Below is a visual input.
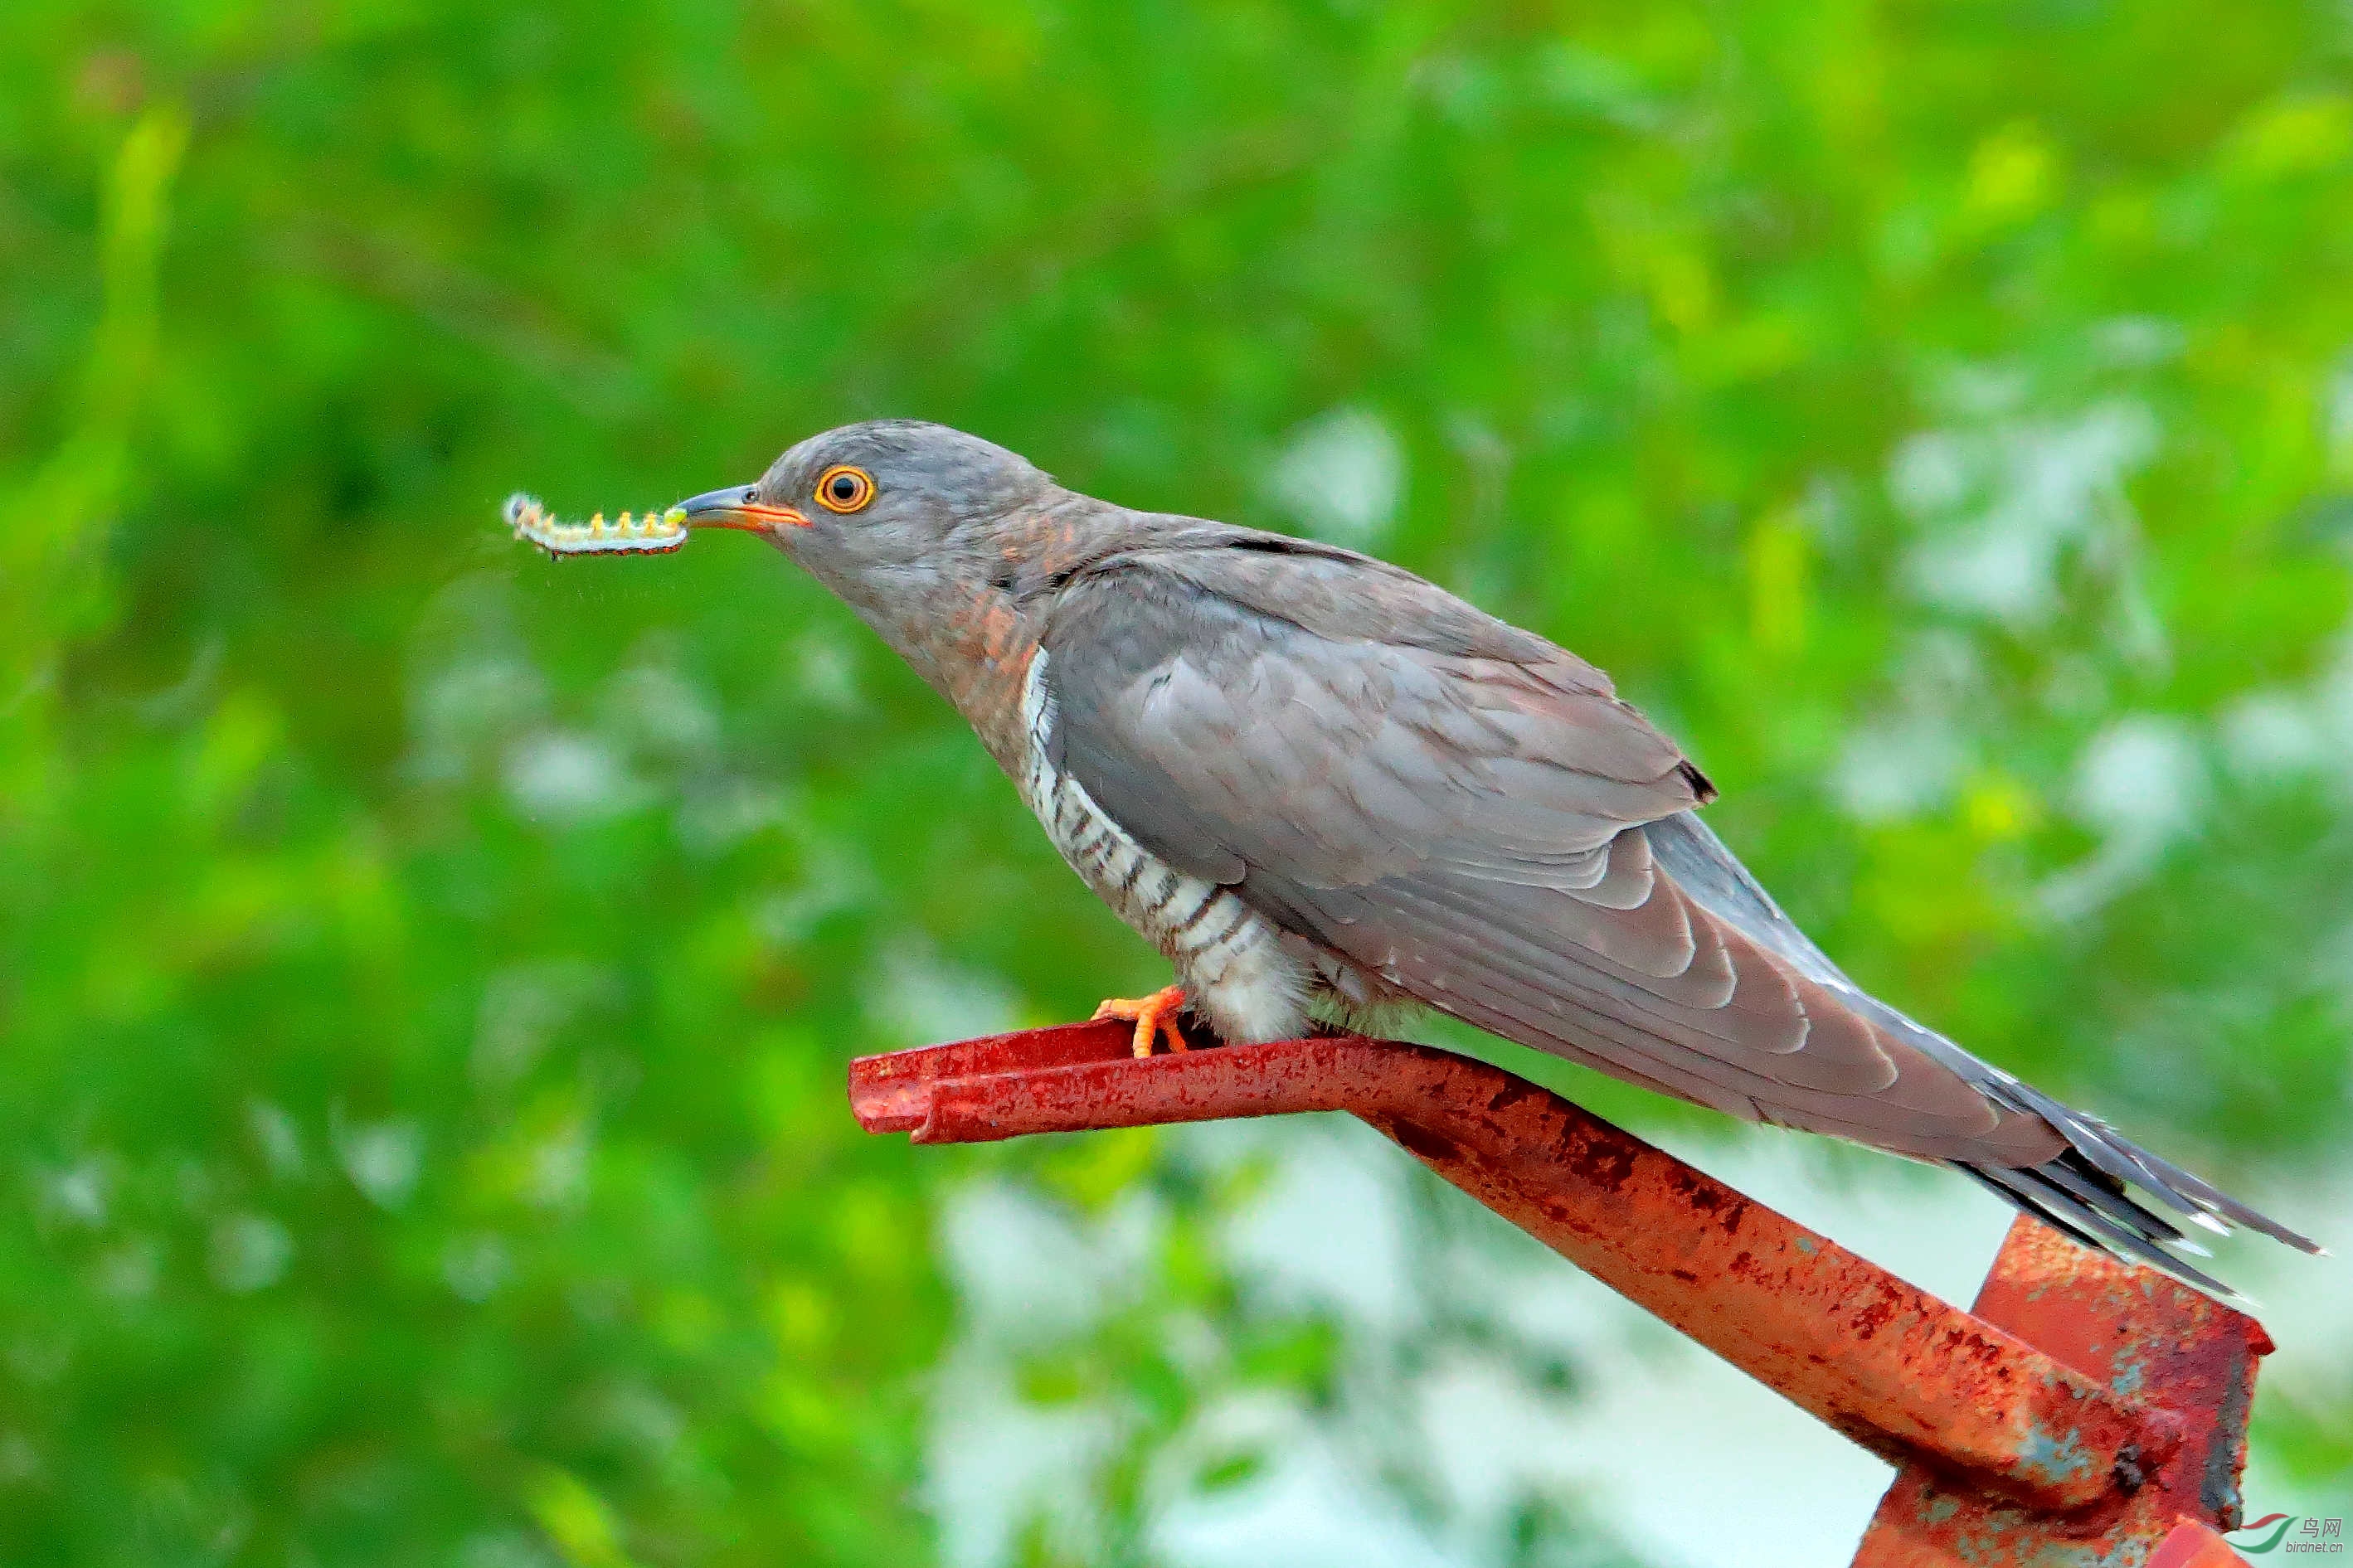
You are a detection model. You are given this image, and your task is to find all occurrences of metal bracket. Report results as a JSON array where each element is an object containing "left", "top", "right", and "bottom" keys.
[{"left": 850, "top": 1022, "right": 2268, "bottom": 1563}]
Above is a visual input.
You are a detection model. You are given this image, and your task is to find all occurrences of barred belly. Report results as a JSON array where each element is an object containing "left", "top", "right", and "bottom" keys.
[{"left": 1017, "top": 651, "right": 1310, "bottom": 1043}]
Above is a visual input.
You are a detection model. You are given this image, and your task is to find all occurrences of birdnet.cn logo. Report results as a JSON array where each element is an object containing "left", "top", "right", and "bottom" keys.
[{"left": 2231, "top": 1513, "right": 2345, "bottom": 1554}]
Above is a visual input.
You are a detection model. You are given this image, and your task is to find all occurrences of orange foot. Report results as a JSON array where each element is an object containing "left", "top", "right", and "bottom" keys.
[{"left": 1092, "top": 984, "right": 1189, "bottom": 1058}]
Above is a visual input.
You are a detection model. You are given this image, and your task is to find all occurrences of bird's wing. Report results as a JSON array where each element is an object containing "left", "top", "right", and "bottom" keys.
[
  {"left": 1038, "top": 539, "right": 2060, "bottom": 1166},
  {"left": 1037, "top": 536, "right": 2317, "bottom": 1284}
]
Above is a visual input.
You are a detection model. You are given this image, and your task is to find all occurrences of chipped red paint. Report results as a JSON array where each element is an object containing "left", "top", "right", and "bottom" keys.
[{"left": 850, "top": 1024, "right": 2267, "bottom": 1562}]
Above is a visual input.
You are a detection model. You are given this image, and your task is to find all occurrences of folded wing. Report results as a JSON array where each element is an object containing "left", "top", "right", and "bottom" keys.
[{"left": 1038, "top": 536, "right": 2316, "bottom": 1290}]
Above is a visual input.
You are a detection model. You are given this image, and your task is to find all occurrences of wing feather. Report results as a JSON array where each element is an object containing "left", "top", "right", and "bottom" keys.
[
  {"left": 1041, "top": 550, "right": 2036, "bottom": 1160},
  {"left": 1036, "top": 539, "right": 2321, "bottom": 1275}
]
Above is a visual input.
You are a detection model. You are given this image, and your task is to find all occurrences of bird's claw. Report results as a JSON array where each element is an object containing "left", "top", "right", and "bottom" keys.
[{"left": 1092, "top": 985, "right": 1189, "bottom": 1057}]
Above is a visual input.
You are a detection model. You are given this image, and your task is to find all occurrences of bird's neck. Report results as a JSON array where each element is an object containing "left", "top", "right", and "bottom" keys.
[
  {"left": 881, "top": 577, "right": 1043, "bottom": 779},
  {"left": 838, "top": 496, "right": 1148, "bottom": 780}
]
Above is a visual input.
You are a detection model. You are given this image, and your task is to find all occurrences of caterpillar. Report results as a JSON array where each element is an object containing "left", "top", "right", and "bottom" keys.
[{"left": 505, "top": 493, "right": 689, "bottom": 557}]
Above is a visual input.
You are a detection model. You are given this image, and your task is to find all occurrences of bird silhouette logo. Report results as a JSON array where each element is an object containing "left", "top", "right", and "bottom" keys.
[{"left": 2232, "top": 1514, "right": 2297, "bottom": 1553}]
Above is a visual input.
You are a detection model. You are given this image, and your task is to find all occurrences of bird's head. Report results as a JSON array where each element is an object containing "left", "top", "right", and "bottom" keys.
[{"left": 675, "top": 420, "right": 1057, "bottom": 617}]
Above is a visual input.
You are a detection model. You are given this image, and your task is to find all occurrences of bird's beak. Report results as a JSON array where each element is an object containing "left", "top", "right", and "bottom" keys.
[{"left": 674, "top": 484, "right": 810, "bottom": 533}]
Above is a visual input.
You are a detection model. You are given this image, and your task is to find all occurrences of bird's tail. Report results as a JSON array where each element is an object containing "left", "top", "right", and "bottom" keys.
[
  {"left": 1647, "top": 810, "right": 2321, "bottom": 1301},
  {"left": 1943, "top": 1072, "right": 2321, "bottom": 1302}
]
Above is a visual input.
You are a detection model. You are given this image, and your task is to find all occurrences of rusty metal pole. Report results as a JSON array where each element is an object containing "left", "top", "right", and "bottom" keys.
[
  {"left": 1855, "top": 1216, "right": 2270, "bottom": 1564},
  {"left": 850, "top": 1022, "right": 2267, "bottom": 1561}
]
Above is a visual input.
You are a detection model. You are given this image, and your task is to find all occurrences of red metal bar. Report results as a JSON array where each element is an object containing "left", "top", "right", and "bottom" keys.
[
  {"left": 850, "top": 1024, "right": 2267, "bottom": 1558},
  {"left": 1853, "top": 1214, "right": 2269, "bottom": 1564}
]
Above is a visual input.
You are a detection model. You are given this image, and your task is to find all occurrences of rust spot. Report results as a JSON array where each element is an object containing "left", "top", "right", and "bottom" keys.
[
  {"left": 1486, "top": 1079, "right": 1541, "bottom": 1114},
  {"left": 1391, "top": 1119, "right": 1461, "bottom": 1164},
  {"left": 1850, "top": 1284, "right": 1902, "bottom": 1342},
  {"left": 2201, "top": 1342, "right": 2257, "bottom": 1526},
  {"left": 1664, "top": 1167, "right": 1733, "bottom": 1217},
  {"left": 2113, "top": 1442, "right": 2146, "bottom": 1495},
  {"left": 1562, "top": 1129, "right": 1637, "bottom": 1194},
  {"left": 1671, "top": 1268, "right": 1699, "bottom": 1284}
]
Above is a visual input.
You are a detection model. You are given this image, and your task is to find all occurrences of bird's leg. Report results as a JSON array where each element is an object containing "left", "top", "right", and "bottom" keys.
[{"left": 1091, "top": 984, "right": 1189, "bottom": 1058}]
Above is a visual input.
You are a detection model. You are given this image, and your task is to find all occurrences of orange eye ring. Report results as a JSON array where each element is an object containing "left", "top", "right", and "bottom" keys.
[{"left": 814, "top": 465, "right": 875, "bottom": 514}]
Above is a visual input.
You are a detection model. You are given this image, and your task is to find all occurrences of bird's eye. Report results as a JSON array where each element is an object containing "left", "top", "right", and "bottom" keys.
[{"left": 815, "top": 465, "right": 874, "bottom": 514}]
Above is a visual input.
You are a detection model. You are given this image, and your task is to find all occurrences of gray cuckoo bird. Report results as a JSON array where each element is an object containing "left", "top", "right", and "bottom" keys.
[{"left": 645, "top": 418, "right": 2315, "bottom": 1295}]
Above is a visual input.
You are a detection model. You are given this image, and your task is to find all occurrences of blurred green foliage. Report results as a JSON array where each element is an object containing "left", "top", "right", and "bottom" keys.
[{"left": 4, "top": 1, "right": 2352, "bottom": 1563}]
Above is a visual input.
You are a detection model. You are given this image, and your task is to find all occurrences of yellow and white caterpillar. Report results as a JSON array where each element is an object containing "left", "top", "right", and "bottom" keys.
[{"left": 505, "top": 493, "right": 689, "bottom": 557}]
